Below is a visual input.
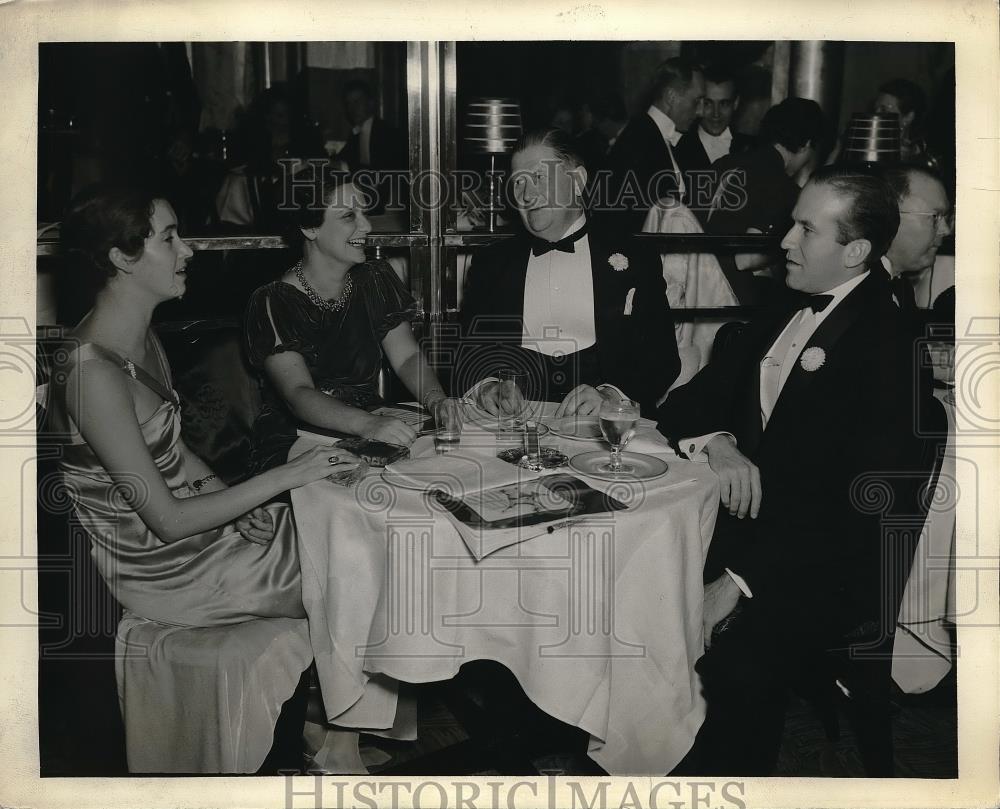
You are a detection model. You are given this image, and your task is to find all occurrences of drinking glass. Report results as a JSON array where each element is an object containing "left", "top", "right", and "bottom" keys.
[
  {"left": 433, "top": 427, "right": 462, "bottom": 454},
  {"left": 598, "top": 398, "right": 640, "bottom": 474},
  {"left": 495, "top": 369, "right": 528, "bottom": 433}
]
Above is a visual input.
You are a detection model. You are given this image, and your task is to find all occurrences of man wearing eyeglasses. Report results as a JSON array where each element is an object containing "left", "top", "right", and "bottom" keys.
[{"left": 882, "top": 165, "right": 954, "bottom": 311}]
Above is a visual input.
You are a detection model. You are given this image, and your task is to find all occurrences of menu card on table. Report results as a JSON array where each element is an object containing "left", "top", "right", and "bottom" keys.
[{"left": 384, "top": 453, "right": 628, "bottom": 559}]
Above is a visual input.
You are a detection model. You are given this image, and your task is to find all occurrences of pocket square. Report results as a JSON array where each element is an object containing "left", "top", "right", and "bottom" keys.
[{"left": 623, "top": 287, "right": 636, "bottom": 316}]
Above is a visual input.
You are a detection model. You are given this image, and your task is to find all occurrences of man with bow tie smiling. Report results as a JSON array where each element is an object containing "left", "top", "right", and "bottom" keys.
[
  {"left": 659, "top": 166, "right": 936, "bottom": 775},
  {"left": 455, "top": 128, "right": 680, "bottom": 417}
]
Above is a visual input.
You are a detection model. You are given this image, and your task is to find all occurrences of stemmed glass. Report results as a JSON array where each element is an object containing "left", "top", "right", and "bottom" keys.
[{"left": 598, "top": 398, "right": 640, "bottom": 474}]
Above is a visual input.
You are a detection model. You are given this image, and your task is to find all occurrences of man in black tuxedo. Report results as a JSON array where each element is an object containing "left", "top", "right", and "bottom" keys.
[
  {"left": 701, "top": 97, "right": 830, "bottom": 305},
  {"left": 455, "top": 128, "right": 680, "bottom": 418},
  {"left": 673, "top": 65, "right": 754, "bottom": 179},
  {"left": 336, "top": 79, "right": 407, "bottom": 211},
  {"left": 659, "top": 167, "right": 934, "bottom": 774},
  {"left": 603, "top": 57, "right": 706, "bottom": 233}
]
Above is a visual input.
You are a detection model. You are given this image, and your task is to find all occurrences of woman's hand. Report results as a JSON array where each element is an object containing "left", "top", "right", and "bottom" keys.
[
  {"left": 235, "top": 507, "right": 275, "bottom": 545},
  {"left": 362, "top": 415, "right": 417, "bottom": 446},
  {"left": 280, "top": 445, "right": 361, "bottom": 489},
  {"left": 431, "top": 397, "right": 464, "bottom": 432}
]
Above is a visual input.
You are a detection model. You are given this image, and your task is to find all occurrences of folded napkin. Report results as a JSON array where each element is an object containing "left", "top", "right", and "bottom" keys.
[{"left": 383, "top": 451, "right": 524, "bottom": 495}]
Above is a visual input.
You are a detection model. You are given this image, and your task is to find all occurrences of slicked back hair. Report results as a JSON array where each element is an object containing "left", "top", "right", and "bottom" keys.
[
  {"left": 650, "top": 57, "right": 702, "bottom": 104},
  {"left": 809, "top": 165, "right": 900, "bottom": 266}
]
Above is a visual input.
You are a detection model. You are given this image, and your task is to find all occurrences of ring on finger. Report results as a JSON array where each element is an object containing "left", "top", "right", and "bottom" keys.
[{"left": 327, "top": 455, "right": 340, "bottom": 465}]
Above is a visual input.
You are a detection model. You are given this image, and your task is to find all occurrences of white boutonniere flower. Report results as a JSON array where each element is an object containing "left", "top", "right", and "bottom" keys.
[
  {"left": 608, "top": 253, "right": 629, "bottom": 272},
  {"left": 800, "top": 346, "right": 826, "bottom": 372}
]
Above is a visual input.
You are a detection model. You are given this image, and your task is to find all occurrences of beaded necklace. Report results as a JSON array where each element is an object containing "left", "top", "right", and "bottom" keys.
[{"left": 293, "top": 260, "right": 354, "bottom": 312}]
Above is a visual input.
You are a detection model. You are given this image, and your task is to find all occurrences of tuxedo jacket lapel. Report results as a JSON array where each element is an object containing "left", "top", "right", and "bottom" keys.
[
  {"left": 588, "top": 229, "right": 610, "bottom": 349},
  {"left": 504, "top": 242, "right": 532, "bottom": 328},
  {"left": 766, "top": 275, "right": 873, "bottom": 429}
]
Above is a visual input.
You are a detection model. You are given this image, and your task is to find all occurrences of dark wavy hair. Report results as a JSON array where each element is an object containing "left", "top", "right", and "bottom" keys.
[
  {"left": 278, "top": 162, "right": 355, "bottom": 251},
  {"left": 61, "top": 185, "right": 159, "bottom": 295},
  {"left": 760, "top": 97, "right": 831, "bottom": 154},
  {"left": 809, "top": 165, "right": 900, "bottom": 265}
]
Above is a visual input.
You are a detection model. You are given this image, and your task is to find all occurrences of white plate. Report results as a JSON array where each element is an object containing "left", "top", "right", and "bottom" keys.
[
  {"left": 546, "top": 416, "right": 605, "bottom": 442},
  {"left": 568, "top": 450, "right": 669, "bottom": 482}
]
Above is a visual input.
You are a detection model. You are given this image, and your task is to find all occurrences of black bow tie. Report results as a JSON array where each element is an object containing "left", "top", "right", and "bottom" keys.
[
  {"left": 530, "top": 223, "right": 589, "bottom": 257},
  {"left": 807, "top": 294, "right": 834, "bottom": 313},
  {"left": 889, "top": 276, "right": 916, "bottom": 311}
]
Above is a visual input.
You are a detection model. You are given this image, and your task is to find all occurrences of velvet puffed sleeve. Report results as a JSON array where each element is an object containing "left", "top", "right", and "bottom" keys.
[
  {"left": 359, "top": 260, "right": 419, "bottom": 340},
  {"left": 243, "top": 282, "right": 317, "bottom": 370}
]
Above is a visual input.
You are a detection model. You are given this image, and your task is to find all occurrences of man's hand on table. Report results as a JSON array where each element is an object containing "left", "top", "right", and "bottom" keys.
[
  {"left": 475, "top": 380, "right": 526, "bottom": 418},
  {"left": 703, "top": 574, "right": 742, "bottom": 649},
  {"left": 553, "top": 384, "right": 613, "bottom": 417},
  {"left": 427, "top": 393, "right": 464, "bottom": 433},
  {"left": 705, "top": 434, "right": 762, "bottom": 519}
]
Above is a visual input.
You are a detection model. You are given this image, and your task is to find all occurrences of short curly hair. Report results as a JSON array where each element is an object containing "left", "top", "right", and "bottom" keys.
[{"left": 61, "top": 185, "right": 159, "bottom": 294}]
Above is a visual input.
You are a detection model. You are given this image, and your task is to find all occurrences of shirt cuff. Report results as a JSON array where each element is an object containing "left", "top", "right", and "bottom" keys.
[
  {"left": 596, "top": 383, "right": 627, "bottom": 402},
  {"left": 677, "top": 431, "right": 735, "bottom": 462},
  {"left": 725, "top": 567, "right": 753, "bottom": 598},
  {"left": 463, "top": 377, "right": 498, "bottom": 404}
]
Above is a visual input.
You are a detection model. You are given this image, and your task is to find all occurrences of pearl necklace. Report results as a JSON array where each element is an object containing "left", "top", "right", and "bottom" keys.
[{"left": 294, "top": 260, "right": 354, "bottom": 313}]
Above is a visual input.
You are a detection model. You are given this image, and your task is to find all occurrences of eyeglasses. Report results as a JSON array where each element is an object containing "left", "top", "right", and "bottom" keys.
[{"left": 900, "top": 209, "right": 954, "bottom": 230}]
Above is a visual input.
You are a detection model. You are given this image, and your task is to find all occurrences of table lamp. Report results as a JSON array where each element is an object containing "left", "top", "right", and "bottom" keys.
[
  {"left": 840, "top": 112, "right": 902, "bottom": 165},
  {"left": 464, "top": 98, "right": 523, "bottom": 232}
]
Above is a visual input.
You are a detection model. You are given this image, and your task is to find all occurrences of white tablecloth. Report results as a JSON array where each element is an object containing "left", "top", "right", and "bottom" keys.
[
  {"left": 892, "top": 389, "right": 957, "bottom": 692},
  {"left": 290, "top": 408, "right": 720, "bottom": 774}
]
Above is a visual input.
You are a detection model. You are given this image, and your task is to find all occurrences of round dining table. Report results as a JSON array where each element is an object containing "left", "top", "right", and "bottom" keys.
[{"left": 288, "top": 403, "right": 721, "bottom": 775}]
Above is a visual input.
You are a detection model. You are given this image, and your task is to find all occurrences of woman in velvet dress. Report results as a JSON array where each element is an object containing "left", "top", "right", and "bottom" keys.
[{"left": 243, "top": 168, "right": 461, "bottom": 473}]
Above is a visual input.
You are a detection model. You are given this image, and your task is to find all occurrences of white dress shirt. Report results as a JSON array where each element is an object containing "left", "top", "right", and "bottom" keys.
[
  {"left": 521, "top": 215, "right": 597, "bottom": 357},
  {"left": 697, "top": 125, "right": 733, "bottom": 164},
  {"left": 646, "top": 106, "right": 685, "bottom": 196},
  {"left": 759, "top": 271, "right": 869, "bottom": 428}
]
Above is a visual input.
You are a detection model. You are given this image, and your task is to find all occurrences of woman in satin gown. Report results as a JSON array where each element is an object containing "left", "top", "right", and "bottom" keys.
[{"left": 49, "top": 185, "right": 366, "bottom": 770}]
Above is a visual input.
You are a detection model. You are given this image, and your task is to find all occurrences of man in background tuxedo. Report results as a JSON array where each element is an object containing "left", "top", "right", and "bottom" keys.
[
  {"left": 604, "top": 57, "right": 706, "bottom": 233},
  {"left": 659, "top": 167, "right": 934, "bottom": 774},
  {"left": 336, "top": 79, "right": 406, "bottom": 211},
  {"left": 882, "top": 164, "right": 954, "bottom": 312},
  {"left": 673, "top": 65, "right": 753, "bottom": 175},
  {"left": 701, "top": 97, "right": 830, "bottom": 304},
  {"left": 455, "top": 128, "right": 680, "bottom": 417}
]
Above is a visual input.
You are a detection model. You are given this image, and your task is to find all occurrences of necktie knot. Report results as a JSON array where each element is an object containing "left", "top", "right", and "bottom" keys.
[
  {"left": 808, "top": 294, "right": 834, "bottom": 313},
  {"left": 530, "top": 223, "right": 589, "bottom": 257}
]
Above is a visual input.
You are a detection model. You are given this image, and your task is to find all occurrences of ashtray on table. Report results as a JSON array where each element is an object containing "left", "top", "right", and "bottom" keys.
[{"left": 496, "top": 446, "right": 569, "bottom": 471}]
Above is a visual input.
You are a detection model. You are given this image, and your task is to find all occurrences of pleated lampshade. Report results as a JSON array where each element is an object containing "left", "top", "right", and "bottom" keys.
[
  {"left": 464, "top": 98, "right": 523, "bottom": 155},
  {"left": 841, "top": 112, "right": 902, "bottom": 164}
]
